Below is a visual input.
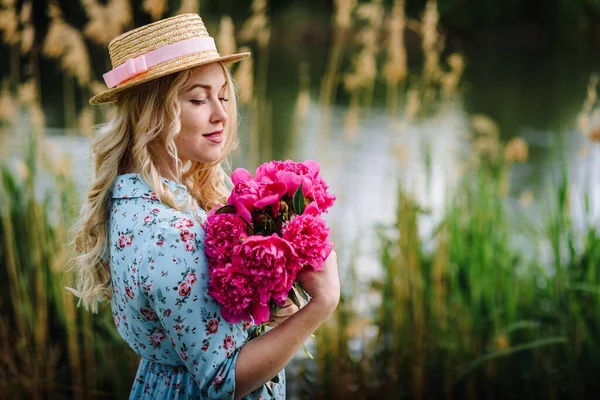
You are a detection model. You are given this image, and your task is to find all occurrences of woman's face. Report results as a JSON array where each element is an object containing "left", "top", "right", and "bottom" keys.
[{"left": 175, "top": 63, "right": 229, "bottom": 165}]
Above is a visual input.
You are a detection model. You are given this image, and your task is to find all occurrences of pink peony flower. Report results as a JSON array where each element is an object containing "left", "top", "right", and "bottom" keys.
[
  {"left": 228, "top": 168, "right": 261, "bottom": 223},
  {"left": 255, "top": 160, "right": 319, "bottom": 198},
  {"left": 208, "top": 265, "right": 255, "bottom": 324},
  {"left": 282, "top": 211, "right": 333, "bottom": 271},
  {"left": 206, "top": 160, "right": 336, "bottom": 327},
  {"left": 230, "top": 235, "right": 299, "bottom": 323},
  {"left": 204, "top": 213, "right": 248, "bottom": 262},
  {"left": 308, "top": 175, "right": 336, "bottom": 213},
  {"left": 254, "top": 181, "right": 288, "bottom": 215}
]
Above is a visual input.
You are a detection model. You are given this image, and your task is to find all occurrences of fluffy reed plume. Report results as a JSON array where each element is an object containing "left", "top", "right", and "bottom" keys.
[
  {"left": 143, "top": 0, "right": 167, "bottom": 21},
  {"left": 78, "top": 106, "right": 95, "bottom": 137},
  {"left": 239, "top": 0, "right": 270, "bottom": 48},
  {"left": 43, "top": 4, "right": 91, "bottom": 87},
  {"left": 0, "top": 0, "right": 18, "bottom": 45},
  {"left": 0, "top": 80, "right": 16, "bottom": 124},
  {"left": 17, "top": 80, "right": 36, "bottom": 104},
  {"left": 175, "top": 0, "right": 198, "bottom": 15},
  {"left": 80, "top": 0, "right": 132, "bottom": 45},
  {"left": 471, "top": 114, "right": 499, "bottom": 137},
  {"left": 470, "top": 114, "right": 501, "bottom": 162},
  {"left": 233, "top": 46, "right": 254, "bottom": 105},
  {"left": 520, "top": 189, "right": 533, "bottom": 207},
  {"left": 590, "top": 125, "right": 600, "bottom": 142},
  {"left": 89, "top": 80, "right": 107, "bottom": 96},
  {"left": 504, "top": 137, "right": 528, "bottom": 163},
  {"left": 440, "top": 53, "right": 465, "bottom": 96},
  {"left": 343, "top": 0, "right": 383, "bottom": 95},
  {"left": 17, "top": 81, "right": 46, "bottom": 134},
  {"left": 19, "top": 0, "right": 33, "bottom": 53},
  {"left": 29, "top": 103, "right": 46, "bottom": 134},
  {"left": 342, "top": 0, "right": 383, "bottom": 139},
  {"left": 383, "top": 0, "right": 407, "bottom": 117},
  {"left": 295, "top": 62, "right": 311, "bottom": 119},
  {"left": 577, "top": 74, "right": 600, "bottom": 142},
  {"left": 287, "top": 62, "right": 310, "bottom": 159},
  {"left": 421, "top": 0, "right": 442, "bottom": 84},
  {"left": 405, "top": 87, "right": 421, "bottom": 121},
  {"left": 384, "top": 0, "right": 407, "bottom": 86},
  {"left": 319, "top": 0, "right": 355, "bottom": 126},
  {"left": 344, "top": 98, "right": 359, "bottom": 140},
  {"left": 335, "top": 0, "right": 356, "bottom": 29},
  {"left": 217, "top": 15, "right": 237, "bottom": 59},
  {"left": 393, "top": 142, "right": 409, "bottom": 167}
]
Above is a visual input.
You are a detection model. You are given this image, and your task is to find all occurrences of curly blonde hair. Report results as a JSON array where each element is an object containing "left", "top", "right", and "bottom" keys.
[{"left": 67, "top": 63, "right": 238, "bottom": 312}]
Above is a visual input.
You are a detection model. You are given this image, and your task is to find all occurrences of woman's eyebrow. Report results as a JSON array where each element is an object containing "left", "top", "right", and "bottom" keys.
[{"left": 186, "top": 82, "right": 227, "bottom": 92}]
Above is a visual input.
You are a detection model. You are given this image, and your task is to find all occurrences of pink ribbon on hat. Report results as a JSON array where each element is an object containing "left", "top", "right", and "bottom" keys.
[{"left": 103, "top": 36, "right": 217, "bottom": 89}]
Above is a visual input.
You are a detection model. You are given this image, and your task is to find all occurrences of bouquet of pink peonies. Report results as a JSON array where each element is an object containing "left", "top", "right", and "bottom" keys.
[{"left": 204, "top": 160, "right": 336, "bottom": 326}]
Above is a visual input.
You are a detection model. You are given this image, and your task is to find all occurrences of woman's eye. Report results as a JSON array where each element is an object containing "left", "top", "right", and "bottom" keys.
[
  {"left": 219, "top": 98, "right": 229, "bottom": 102},
  {"left": 191, "top": 99, "right": 207, "bottom": 105}
]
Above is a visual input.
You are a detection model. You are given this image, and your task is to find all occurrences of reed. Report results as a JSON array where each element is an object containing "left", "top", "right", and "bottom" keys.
[
  {"left": 0, "top": 127, "right": 139, "bottom": 398},
  {"left": 238, "top": 0, "right": 271, "bottom": 167}
]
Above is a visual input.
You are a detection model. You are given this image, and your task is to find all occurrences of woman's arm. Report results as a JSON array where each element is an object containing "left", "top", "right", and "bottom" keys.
[{"left": 233, "top": 251, "right": 340, "bottom": 399}]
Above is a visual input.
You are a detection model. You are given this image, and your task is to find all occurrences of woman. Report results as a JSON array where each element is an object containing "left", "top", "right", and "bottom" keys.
[{"left": 69, "top": 13, "right": 340, "bottom": 400}]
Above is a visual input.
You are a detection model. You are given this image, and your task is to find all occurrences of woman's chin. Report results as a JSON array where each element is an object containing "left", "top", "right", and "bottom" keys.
[{"left": 192, "top": 152, "right": 221, "bottom": 164}]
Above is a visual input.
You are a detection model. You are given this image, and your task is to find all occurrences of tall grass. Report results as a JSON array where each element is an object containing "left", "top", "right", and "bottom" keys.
[
  {"left": 0, "top": 132, "right": 139, "bottom": 399},
  {"left": 309, "top": 143, "right": 600, "bottom": 399}
]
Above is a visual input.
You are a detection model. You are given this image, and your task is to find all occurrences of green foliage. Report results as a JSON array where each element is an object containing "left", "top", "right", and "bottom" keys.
[
  {"left": 0, "top": 134, "right": 139, "bottom": 399},
  {"left": 310, "top": 153, "right": 600, "bottom": 399}
]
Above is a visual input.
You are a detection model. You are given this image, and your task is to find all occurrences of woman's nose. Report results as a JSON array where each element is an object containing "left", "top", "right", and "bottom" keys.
[{"left": 210, "top": 99, "right": 228, "bottom": 125}]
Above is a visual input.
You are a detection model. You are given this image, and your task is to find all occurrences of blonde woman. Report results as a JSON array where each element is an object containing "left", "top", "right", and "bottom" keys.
[{"left": 69, "top": 14, "right": 340, "bottom": 400}]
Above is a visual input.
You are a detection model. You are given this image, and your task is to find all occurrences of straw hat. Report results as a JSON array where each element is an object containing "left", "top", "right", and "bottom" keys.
[{"left": 89, "top": 13, "right": 250, "bottom": 105}]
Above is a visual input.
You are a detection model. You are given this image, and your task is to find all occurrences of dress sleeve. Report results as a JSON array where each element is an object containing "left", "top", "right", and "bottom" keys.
[{"left": 138, "top": 218, "right": 245, "bottom": 399}]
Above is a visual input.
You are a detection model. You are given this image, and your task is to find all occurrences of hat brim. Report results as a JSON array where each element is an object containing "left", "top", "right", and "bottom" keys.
[{"left": 89, "top": 51, "right": 250, "bottom": 105}]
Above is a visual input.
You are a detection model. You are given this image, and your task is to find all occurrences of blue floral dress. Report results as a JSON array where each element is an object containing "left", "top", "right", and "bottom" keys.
[{"left": 108, "top": 173, "right": 285, "bottom": 399}]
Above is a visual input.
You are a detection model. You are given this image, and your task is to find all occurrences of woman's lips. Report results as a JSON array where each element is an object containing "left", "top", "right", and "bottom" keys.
[{"left": 203, "top": 130, "right": 223, "bottom": 143}]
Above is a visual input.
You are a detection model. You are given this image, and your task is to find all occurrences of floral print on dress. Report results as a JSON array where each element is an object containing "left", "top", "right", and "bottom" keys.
[{"left": 109, "top": 173, "right": 285, "bottom": 399}]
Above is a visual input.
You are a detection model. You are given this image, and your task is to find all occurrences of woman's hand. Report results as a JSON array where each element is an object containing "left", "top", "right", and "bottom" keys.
[
  {"left": 268, "top": 297, "right": 300, "bottom": 327},
  {"left": 296, "top": 250, "right": 340, "bottom": 317},
  {"left": 234, "top": 249, "right": 340, "bottom": 399}
]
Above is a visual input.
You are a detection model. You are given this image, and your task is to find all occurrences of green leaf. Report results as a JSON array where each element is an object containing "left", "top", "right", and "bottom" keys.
[
  {"left": 288, "top": 287, "right": 302, "bottom": 309},
  {"left": 215, "top": 205, "right": 236, "bottom": 214},
  {"left": 303, "top": 343, "right": 314, "bottom": 359},
  {"left": 293, "top": 184, "right": 305, "bottom": 215},
  {"left": 265, "top": 213, "right": 279, "bottom": 235},
  {"left": 270, "top": 374, "right": 280, "bottom": 384},
  {"left": 266, "top": 384, "right": 273, "bottom": 397},
  {"left": 293, "top": 282, "right": 310, "bottom": 302},
  {"left": 454, "top": 336, "right": 567, "bottom": 383}
]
